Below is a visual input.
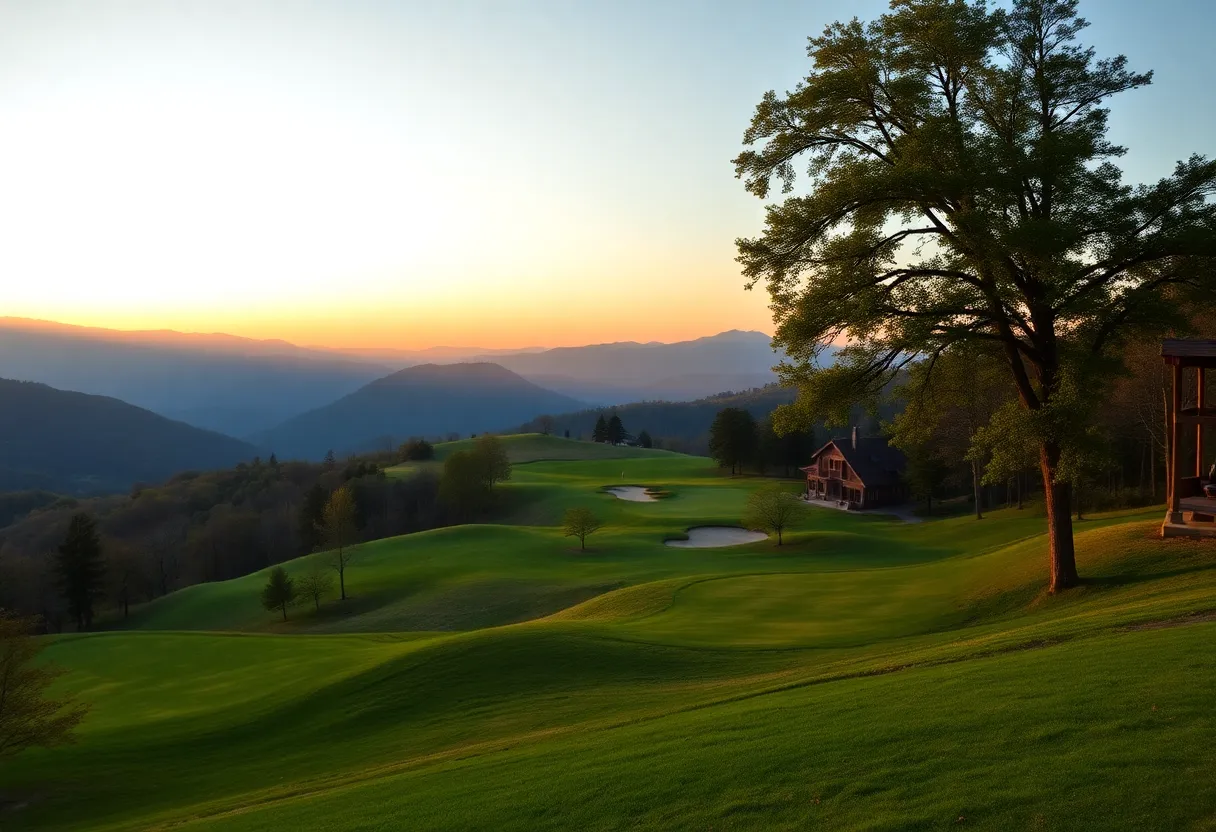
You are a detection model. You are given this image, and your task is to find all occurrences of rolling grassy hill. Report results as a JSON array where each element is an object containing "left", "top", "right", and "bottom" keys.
[{"left": 3, "top": 436, "right": 1214, "bottom": 831}]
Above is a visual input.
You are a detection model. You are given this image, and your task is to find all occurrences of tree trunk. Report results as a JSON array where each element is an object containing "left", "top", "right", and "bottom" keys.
[
  {"left": 281, "top": 605, "right": 287, "bottom": 621},
  {"left": 777, "top": 528, "right": 783, "bottom": 545},
  {"left": 339, "top": 552, "right": 346, "bottom": 600},
  {"left": 1017, "top": 471, "right": 1024, "bottom": 510},
  {"left": 1040, "top": 441, "right": 1079, "bottom": 592},
  {"left": 971, "top": 460, "right": 984, "bottom": 520}
]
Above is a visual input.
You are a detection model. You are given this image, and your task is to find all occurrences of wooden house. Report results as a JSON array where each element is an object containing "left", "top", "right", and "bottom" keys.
[
  {"left": 1162, "top": 339, "right": 1216, "bottom": 539},
  {"left": 801, "top": 428, "right": 909, "bottom": 509}
]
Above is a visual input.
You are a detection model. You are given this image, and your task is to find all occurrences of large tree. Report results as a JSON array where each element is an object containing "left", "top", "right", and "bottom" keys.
[
  {"left": 735, "top": 0, "right": 1216, "bottom": 591},
  {"left": 55, "top": 514, "right": 106, "bottom": 631},
  {"left": 0, "top": 610, "right": 89, "bottom": 758}
]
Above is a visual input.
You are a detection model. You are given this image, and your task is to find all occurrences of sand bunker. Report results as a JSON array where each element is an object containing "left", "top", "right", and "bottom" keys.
[
  {"left": 665, "top": 526, "right": 768, "bottom": 548},
  {"left": 606, "top": 486, "right": 657, "bottom": 502}
]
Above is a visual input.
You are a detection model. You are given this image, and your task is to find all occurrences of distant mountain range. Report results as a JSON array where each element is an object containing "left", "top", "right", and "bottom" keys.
[
  {"left": 0, "top": 318, "right": 386, "bottom": 437},
  {"left": 0, "top": 319, "right": 797, "bottom": 435},
  {"left": 254, "top": 363, "right": 585, "bottom": 460},
  {"left": 0, "top": 378, "right": 256, "bottom": 493}
]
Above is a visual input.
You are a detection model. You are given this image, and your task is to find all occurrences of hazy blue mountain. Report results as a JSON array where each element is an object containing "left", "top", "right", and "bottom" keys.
[
  {"left": 469, "top": 330, "right": 807, "bottom": 403},
  {"left": 0, "top": 378, "right": 256, "bottom": 493},
  {"left": 0, "top": 318, "right": 387, "bottom": 436},
  {"left": 255, "top": 363, "right": 585, "bottom": 460}
]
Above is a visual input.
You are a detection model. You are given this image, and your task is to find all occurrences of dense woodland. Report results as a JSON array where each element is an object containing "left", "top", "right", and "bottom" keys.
[{"left": 0, "top": 437, "right": 513, "bottom": 631}]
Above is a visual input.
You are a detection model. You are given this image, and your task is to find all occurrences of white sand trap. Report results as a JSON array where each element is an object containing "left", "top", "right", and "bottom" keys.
[
  {"left": 665, "top": 526, "right": 768, "bottom": 548},
  {"left": 606, "top": 486, "right": 657, "bottom": 502}
]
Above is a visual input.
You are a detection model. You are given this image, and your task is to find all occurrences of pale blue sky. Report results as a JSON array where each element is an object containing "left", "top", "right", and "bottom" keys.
[{"left": 0, "top": 0, "right": 1208, "bottom": 347}]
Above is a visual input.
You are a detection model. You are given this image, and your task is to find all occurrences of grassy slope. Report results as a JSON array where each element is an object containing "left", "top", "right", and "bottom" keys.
[{"left": 4, "top": 435, "right": 1215, "bottom": 831}]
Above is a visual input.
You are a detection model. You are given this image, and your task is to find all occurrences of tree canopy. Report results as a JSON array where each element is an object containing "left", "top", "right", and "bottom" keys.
[
  {"left": 736, "top": 0, "right": 1216, "bottom": 591},
  {"left": 0, "top": 611, "right": 88, "bottom": 758},
  {"left": 709, "top": 408, "right": 759, "bottom": 475}
]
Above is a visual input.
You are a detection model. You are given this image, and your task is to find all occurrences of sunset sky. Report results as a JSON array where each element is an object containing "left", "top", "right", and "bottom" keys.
[{"left": 0, "top": 0, "right": 1210, "bottom": 349}]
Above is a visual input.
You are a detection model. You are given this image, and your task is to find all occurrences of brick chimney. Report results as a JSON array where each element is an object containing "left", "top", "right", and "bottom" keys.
[{"left": 852, "top": 426, "right": 860, "bottom": 450}]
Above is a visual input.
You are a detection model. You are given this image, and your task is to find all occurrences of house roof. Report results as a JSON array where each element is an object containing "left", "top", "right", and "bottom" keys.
[
  {"left": 1162, "top": 339, "right": 1216, "bottom": 367},
  {"left": 800, "top": 436, "right": 907, "bottom": 488}
]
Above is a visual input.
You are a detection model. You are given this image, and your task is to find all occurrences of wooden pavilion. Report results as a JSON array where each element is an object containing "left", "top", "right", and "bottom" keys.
[{"left": 1162, "top": 339, "right": 1216, "bottom": 538}]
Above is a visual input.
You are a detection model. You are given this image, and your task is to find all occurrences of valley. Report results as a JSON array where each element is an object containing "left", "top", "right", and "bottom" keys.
[{"left": 3, "top": 436, "right": 1213, "bottom": 831}]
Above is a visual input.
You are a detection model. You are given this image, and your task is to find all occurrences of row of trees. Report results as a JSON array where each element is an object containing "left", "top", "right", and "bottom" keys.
[
  {"left": 707, "top": 408, "right": 817, "bottom": 477},
  {"left": 590, "top": 413, "right": 653, "bottom": 448}
]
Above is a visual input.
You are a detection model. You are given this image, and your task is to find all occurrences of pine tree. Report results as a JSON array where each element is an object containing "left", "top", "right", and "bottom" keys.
[
  {"left": 592, "top": 415, "right": 609, "bottom": 443},
  {"left": 260, "top": 566, "right": 297, "bottom": 621},
  {"left": 54, "top": 514, "right": 106, "bottom": 631},
  {"left": 606, "top": 414, "right": 625, "bottom": 445},
  {"left": 637, "top": 430, "right": 653, "bottom": 449}
]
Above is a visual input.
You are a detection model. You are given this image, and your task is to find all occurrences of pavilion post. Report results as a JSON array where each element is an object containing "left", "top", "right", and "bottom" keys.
[
  {"left": 1167, "top": 363, "right": 1184, "bottom": 525},
  {"left": 1199, "top": 367, "right": 1207, "bottom": 478}
]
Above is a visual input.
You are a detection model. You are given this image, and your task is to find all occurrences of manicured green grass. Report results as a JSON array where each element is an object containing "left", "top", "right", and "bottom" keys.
[{"left": 4, "top": 435, "right": 1214, "bottom": 831}]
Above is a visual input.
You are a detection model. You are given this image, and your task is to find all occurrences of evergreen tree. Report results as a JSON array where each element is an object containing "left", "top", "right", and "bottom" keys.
[
  {"left": 54, "top": 514, "right": 106, "bottom": 631},
  {"left": 260, "top": 566, "right": 297, "bottom": 621},
  {"left": 606, "top": 414, "right": 626, "bottom": 445},
  {"left": 592, "top": 415, "right": 609, "bottom": 443},
  {"left": 323, "top": 449, "right": 336, "bottom": 470},
  {"left": 708, "top": 408, "right": 758, "bottom": 476},
  {"left": 637, "top": 430, "right": 653, "bottom": 449}
]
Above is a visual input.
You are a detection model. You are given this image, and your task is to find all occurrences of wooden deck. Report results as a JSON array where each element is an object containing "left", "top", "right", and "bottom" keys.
[{"left": 1163, "top": 495, "right": 1216, "bottom": 538}]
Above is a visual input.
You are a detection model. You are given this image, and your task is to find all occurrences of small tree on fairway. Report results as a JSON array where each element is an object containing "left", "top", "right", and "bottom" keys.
[
  {"left": 562, "top": 507, "right": 603, "bottom": 551},
  {"left": 736, "top": 0, "right": 1216, "bottom": 590},
  {"left": 297, "top": 566, "right": 334, "bottom": 612},
  {"left": 322, "top": 486, "right": 358, "bottom": 601},
  {"left": 637, "top": 430, "right": 653, "bottom": 449},
  {"left": 0, "top": 610, "right": 89, "bottom": 758},
  {"left": 54, "top": 513, "right": 106, "bottom": 631},
  {"left": 743, "top": 486, "right": 801, "bottom": 545},
  {"left": 261, "top": 567, "right": 297, "bottom": 621},
  {"left": 537, "top": 415, "right": 555, "bottom": 436},
  {"left": 592, "top": 415, "right": 609, "bottom": 443}
]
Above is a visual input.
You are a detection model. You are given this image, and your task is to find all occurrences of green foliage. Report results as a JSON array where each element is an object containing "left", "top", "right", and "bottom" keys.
[
  {"left": 260, "top": 566, "right": 296, "bottom": 621},
  {"left": 561, "top": 507, "right": 603, "bottom": 551},
  {"left": 398, "top": 438, "right": 435, "bottom": 462},
  {"left": 0, "top": 610, "right": 88, "bottom": 759},
  {"left": 298, "top": 483, "right": 327, "bottom": 554},
  {"left": 592, "top": 414, "right": 609, "bottom": 443},
  {"left": 735, "top": 0, "right": 1216, "bottom": 588},
  {"left": 54, "top": 513, "right": 106, "bottom": 631},
  {"left": 636, "top": 430, "right": 653, "bottom": 449},
  {"left": 297, "top": 567, "right": 334, "bottom": 612},
  {"left": 473, "top": 435, "right": 512, "bottom": 489},
  {"left": 708, "top": 407, "right": 758, "bottom": 475},
  {"left": 322, "top": 487, "right": 358, "bottom": 601},
  {"left": 741, "top": 485, "right": 801, "bottom": 544},
  {"left": 606, "top": 414, "right": 627, "bottom": 445}
]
